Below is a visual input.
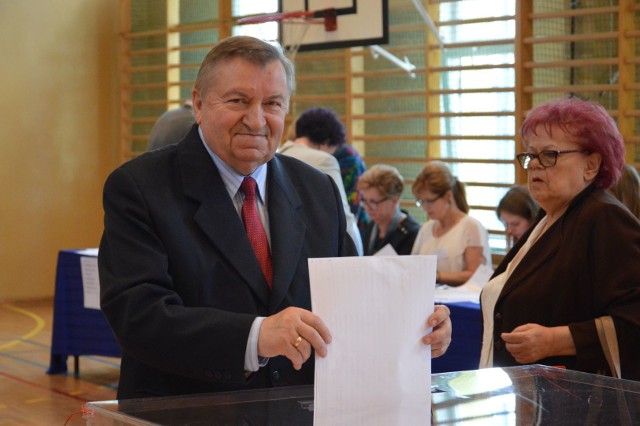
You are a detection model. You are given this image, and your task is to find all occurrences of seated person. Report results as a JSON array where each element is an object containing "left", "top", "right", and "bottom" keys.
[
  {"left": 411, "top": 161, "right": 491, "bottom": 286},
  {"left": 609, "top": 163, "right": 640, "bottom": 219},
  {"left": 356, "top": 164, "right": 420, "bottom": 255},
  {"left": 279, "top": 107, "right": 363, "bottom": 255},
  {"left": 496, "top": 185, "right": 540, "bottom": 247}
]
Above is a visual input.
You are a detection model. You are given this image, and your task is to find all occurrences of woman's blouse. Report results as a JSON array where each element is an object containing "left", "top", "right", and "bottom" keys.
[
  {"left": 410, "top": 215, "right": 491, "bottom": 273},
  {"left": 479, "top": 216, "right": 548, "bottom": 368}
]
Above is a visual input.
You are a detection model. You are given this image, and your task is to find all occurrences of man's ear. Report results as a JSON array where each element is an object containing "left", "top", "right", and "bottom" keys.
[
  {"left": 192, "top": 90, "right": 202, "bottom": 124},
  {"left": 584, "top": 152, "right": 602, "bottom": 182}
]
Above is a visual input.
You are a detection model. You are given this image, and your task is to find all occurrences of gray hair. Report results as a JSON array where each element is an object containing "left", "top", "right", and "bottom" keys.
[{"left": 194, "top": 36, "right": 295, "bottom": 97}]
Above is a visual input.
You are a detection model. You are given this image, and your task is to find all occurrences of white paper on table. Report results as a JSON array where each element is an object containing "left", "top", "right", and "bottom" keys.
[
  {"left": 434, "top": 264, "right": 493, "bottom": 304},
  {"left": 309, "top": 255, "right": 436, "bottom": 426},
  {"left": 75, "top": 248, "right": 99, "bottom": 257},
  {"left": 372, "top": 243, "right": 398, "bottom": 256},
  {"left": 80, "top": 256, "right": 101, "bottom": 310}
]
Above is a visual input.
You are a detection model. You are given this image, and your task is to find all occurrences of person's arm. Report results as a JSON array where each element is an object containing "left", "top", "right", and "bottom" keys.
[
  {"left": 438, "top": 246, "right": 485, "bottom": 286},
  {"left": 569, "top": 198, "right": 640, "bottom": 376},
  {"left": 244, "top": 317, "right": 267, "bottom": 372},
  {"left": 99, "top": 166, "right": 255, "bottom": 384},
  {"left": 410, "top": 223, "right": 428, "bottom": 255},
  {"left": 501, "top": 324, "right": 575, "bottom": 364},
  {"left": 439, "top": 218, "right": 490, "bottom": 286},
  {"left": 257, "top": 307, "right": 332, "bottom": 370},
  {"left": 247, "top": 165, "right": 355, "bottom": 371},
  {"left": 422, "top": 305, "right": 452, "bottom": 358}
]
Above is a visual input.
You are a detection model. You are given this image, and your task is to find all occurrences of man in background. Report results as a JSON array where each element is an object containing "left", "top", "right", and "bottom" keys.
[{"left": 147, "top": 100, "right": 196, "bottom": 151}]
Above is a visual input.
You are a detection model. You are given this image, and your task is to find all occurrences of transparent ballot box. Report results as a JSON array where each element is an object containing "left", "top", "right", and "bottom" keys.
[{"left": 84, "top": 365, "right": 640, "bottom": 425}]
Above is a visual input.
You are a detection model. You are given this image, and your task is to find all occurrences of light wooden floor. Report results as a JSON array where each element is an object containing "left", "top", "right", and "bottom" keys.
[{"left": 0, "top": 299, "right": 119, "bottom": 425}]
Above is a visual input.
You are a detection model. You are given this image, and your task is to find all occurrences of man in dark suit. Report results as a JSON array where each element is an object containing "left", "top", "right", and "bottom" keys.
[{"left": 99, "top": 35, "right": 452, "bottom": 400}]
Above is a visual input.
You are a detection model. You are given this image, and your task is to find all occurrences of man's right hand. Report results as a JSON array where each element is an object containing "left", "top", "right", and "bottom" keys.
[{"left": 258, "top": 307, "right": 332, "bottom": 370}]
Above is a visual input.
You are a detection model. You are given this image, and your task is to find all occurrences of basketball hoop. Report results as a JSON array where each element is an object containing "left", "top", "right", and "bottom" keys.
[{"left": 237, "top": 9, "right": 337, "bottom": 61}]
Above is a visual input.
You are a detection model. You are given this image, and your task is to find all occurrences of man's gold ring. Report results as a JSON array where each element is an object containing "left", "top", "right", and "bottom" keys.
[{"left": 294, "top": 336, "right": 302, "bottom": 348}]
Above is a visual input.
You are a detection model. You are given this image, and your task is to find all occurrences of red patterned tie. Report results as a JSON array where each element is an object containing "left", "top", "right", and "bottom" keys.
[{"left": 240, "top": 177, "right": 273, "bottom": 289}]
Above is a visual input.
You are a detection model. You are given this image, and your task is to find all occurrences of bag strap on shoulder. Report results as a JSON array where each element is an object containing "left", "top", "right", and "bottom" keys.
[{"left": 595, "top": 316, "right": 621, "bottom": 379}]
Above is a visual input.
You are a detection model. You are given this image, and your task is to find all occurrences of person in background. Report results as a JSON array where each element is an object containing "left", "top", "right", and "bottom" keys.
[
  {"left": 147, "top": 100, "right": 196, "bottom": 151},
  {"left": 278, "top": 108, "right": 364, "bottom": 255},
  {"left": 411, "top": 161, "right": 491, "bottom": 286},
  {"left": 334, "top": 141, "right": 369, "bottom": 234},
  {"left": 356, "top": 164, "right": 420, "bottom": 255},
  {"left": 300, "top": 107, "right": 369, "bottom": 235},
  {"left": 479, "top": 97, "right": 640, "bottom": 381},
  {"left": 99, "top": 35, "right": 452, "bottom": 399},
  {"left": 609, "top": 163, "right": 640, "bottom": 219},
  {"left": 496, "top": 185, "right": 540, "bottom": 247}
]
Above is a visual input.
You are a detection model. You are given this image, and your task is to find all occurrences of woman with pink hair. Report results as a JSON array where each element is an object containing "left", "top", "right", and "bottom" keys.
[{"left": 480, "top": 97, "right": 640, "bottom": 381}]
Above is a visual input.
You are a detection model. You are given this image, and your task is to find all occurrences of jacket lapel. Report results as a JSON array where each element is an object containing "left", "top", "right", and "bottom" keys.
[
  {"left": 496, "top": 224, "right": 561, "bottom": 303},
  {"left": 267, "top": 155, "right": 306, "bottom": 311},
  {"left": 178, "top": 129, "right": 270, "bottom": 306},
  {"left": 495, "top": 185, "right": 596, "bottom": 305}
]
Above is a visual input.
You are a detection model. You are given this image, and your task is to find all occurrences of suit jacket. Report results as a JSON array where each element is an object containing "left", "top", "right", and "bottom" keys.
[
  {"left": 362, "top": 211, "right": 420, "bottom": 255},
  {"left": 99, "top": 126, "right": 357, "bottom": 399},
  {"left": 489, "top": 185, "right": 640, "bottom": 380},
  {"left": 278, "top": 140, "right": 364, "bottom": 255}
]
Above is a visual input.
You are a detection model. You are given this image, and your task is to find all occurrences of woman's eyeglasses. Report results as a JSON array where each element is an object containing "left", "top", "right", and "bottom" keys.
[
  {"left": 415, "top": 194, "right": 443, "bottom": 208},
  {"left": 516, "top": 149, "right": 587, "bottom": 170},
  {"left": 359, "top": 197, "right": 389, "bottom": 210}
]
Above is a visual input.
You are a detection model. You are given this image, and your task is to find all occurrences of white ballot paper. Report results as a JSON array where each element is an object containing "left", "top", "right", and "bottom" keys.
[
  {"left": 80, "top": 255, "right": 101, "bottom": 310},
  {"left": 309, "top": 255, "right": 436, "bottom": 426},
  {"left": 372, "top": 243, "right": 398, "bottom": 256},
  {"left": 434, "top": 264, "right": 494, "bottom": 304}
]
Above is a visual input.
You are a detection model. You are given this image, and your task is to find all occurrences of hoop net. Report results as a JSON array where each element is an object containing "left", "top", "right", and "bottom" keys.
[
  {"left": 236, "top": 9, "right": 337, "bottom": 61},
  {"left": 280, "top": 17, "right": 315, "bottom": 60}
]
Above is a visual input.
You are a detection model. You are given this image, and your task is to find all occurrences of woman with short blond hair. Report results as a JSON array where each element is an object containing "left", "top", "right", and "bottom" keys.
[{"left": 357, "top": 164, "right": 420, "bottom": 255}]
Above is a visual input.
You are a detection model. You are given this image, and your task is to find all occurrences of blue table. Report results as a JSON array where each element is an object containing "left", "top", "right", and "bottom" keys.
[
  {"left": 47, "top": 249, "right": 121, "bottom": 375},
  {"left": 432, "top": 301, "right": 481, "bottom": 373},
  {"left": 47, "top": 249, "right": 481, "bottom": 375}
]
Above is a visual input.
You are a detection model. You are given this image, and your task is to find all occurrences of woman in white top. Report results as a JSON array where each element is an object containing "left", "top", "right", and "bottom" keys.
[{"left": 411, "top": 161, "right": 491, "bottom": 286}]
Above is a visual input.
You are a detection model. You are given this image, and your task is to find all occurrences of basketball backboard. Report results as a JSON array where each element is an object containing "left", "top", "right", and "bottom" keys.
[{"left": 279, "top": 0, "right": 388, "bottom": 52}]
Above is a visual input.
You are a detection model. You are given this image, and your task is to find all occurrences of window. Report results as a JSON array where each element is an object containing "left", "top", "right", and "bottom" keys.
[{"left": 121, "top": 0, "right": 639, "bottom": 259}]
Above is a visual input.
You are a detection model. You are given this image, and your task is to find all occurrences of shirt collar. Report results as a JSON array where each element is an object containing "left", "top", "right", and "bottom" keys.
[{"left": 198, "top": 126, "right": 267, "bottom": 201}]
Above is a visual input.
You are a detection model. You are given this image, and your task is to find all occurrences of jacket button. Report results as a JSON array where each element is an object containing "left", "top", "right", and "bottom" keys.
[
  {"left": 223, "top": 372, "right": 232, "bottom": 380},
  {"left": 204, "top": 370, "right": 214, "bottom": 379},
  {"left": 495, "top": 312, "right": 502, "bottom": 321},
  {"left": 494, "top": 340, "right": 503, "bottom": 351},
  {"left": 214, "top": 371, "right": 222, "bottom": 380},
  {"left": 271, "top": 370, "right": 280, "bottom": 381}
]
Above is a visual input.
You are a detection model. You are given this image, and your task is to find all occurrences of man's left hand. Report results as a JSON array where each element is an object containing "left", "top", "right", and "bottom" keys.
[{"left": 422, "top": 304, "right": 452, "bottom": 358}]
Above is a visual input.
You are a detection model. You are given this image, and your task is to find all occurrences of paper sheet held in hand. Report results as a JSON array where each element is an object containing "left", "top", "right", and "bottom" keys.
[{"left": 309, "top": 255, "right": 436, "bottom": 425}]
